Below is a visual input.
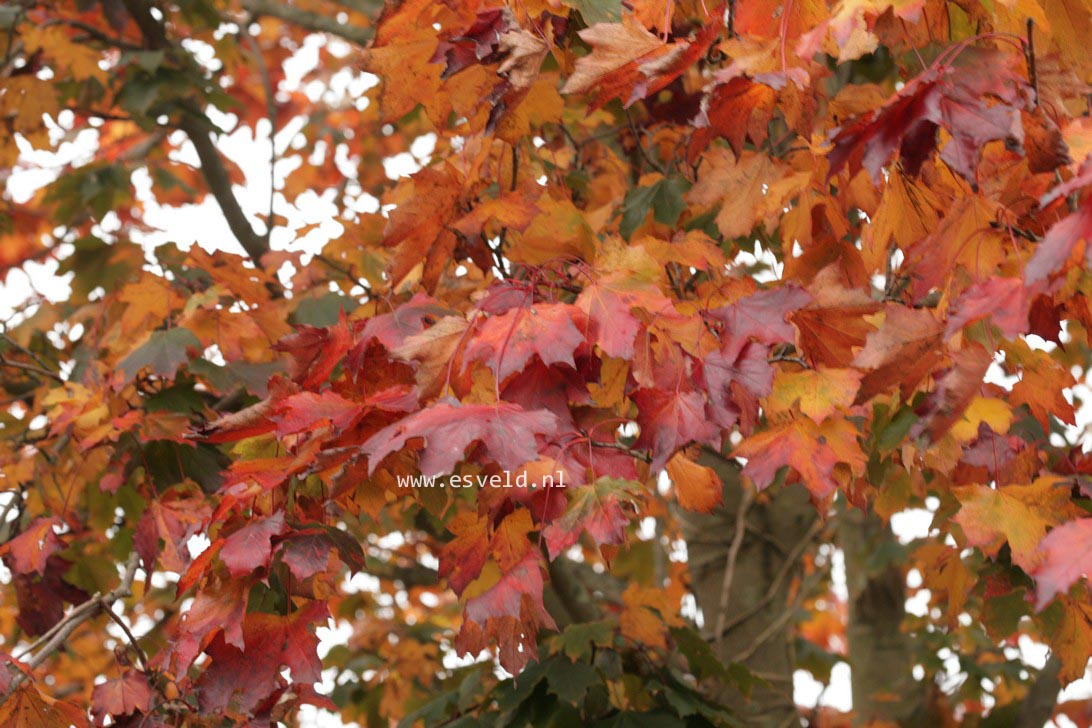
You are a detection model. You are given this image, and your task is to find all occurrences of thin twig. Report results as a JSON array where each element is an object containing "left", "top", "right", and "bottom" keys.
[
  {"left": 101, "top": 606, "right": 149, "bottom": 670},
  {"left": 0, "top": 357, "right": 63, "bottom": 383},
  {"left": 0, "top": 333, "right": 56, "bottom": 374},
  {"left": 0, "top": 490, "right": 23, "bottom": 545},
  {"left": 767, "top": 352, "right": 809, "bottom": 368},
  {"left": 589, "top": 440, "right": 653, "bottom": 464},
  {"left": 714, "top": 486, "right": 754, "bottom": 649},
  {"left": 625, "top": 110, "right": 667, "bottom": 176},
  {"left": 313, "top": 253, "right": 371, "bottom": 292},
  {"left": 1026, "top": 19, "right": 1039, "bottom": 103},
  {"left": 732, "top": 563, "right": 827, "bottom": 662},
  {"left": 122, "top": 0, "right": 269, "bottom": 263},
  {"left": 492, "top": 144, "right": 520, "bottom": 279},
  {"left": 712, "top": 519, "right": 823, "bottom": 640},
  {"left": 240, "top": 0, "right": 375, "bottom": 46},
  {"left": 4, "top": 554, "right": 141, "bottom": 701},
  {"left": 41, "top": 18, "right": 143, "bottom": 51}
]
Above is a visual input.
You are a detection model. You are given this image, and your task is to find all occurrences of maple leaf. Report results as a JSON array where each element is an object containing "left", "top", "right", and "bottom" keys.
[
  {"left": 733, "top": 417, "right": 865, "bottom": 500},
  {"left": 168, "top": 578, "right": 249, "bottom": 676},
  {"left": 709, "top": 286, "right": 813, "bottom": 346},
  {"left": 853, "top": 305, "right": 944, "bottom": 403},
  {"left": 440, "top": 513, "right": 491, "bottom": 595},
  {"left": 391, "top": 315, "right": 471, "bottom": 397},
  {"left": 133, "top": 485, "right": 211, "bottom": 573},
  {"left": 356, "top": 293, "right": 454, "bottom": 353},
  {"left": 1026, "top": 156, "right": 1092, "bottom": 284},
  {"left": 632, "top": 387, "right": 721, "bottom": 471},
  {"left": 491, "top": 508, "right": 535, "bottom": 572},
  {"left": 302, "top": 387, "right": 419, "bottom": 435},
  {"left": 362, "top": 400, "right": 560, "bottom": 477},
  {"left": 1045, "top": 597, "right": 1092, "bottom": 685},
  {"left": 273, "top": 310, "right": 353, "bottom": 390},
  {"left": 456, "top": 552, "right": 556, "bottom": 673},
  {"left": 561, "top": 12, "right": 721, "bottom": 109},
  {"left": 1033, "top": 519, "right": 1092, "bottom": 608},
  {"left": 576, "top": 282, "right": 645, "bottom": 359},
  {"left": 277, "top": 525, "right": 364, "bottom": 582},
  {"left": 576, "top": 269, "right": 673, "bottom": 360},
  {"left": 619, "top": 583, "right": 684, "bottom": 650},
  {"left": 462, "top": 302, "right": 587, "bottom": 382},
  {"left": 435, "top": 8, "right": 550, "bottom": 131},
  {"left": 0, "top": 517, "right": 63, "bottom": 576},
  {"left": 666, "top": 449, "right": 723, "bottom": 512},
  {"left": 702, "top": 340, "right": 771, "bottom": 432},
  {"left": 954, "top": 478, "right": 1078, "bottom": 572},
  {"left": 687, "top": 147, "right": 792, "bottom": 238},
  {"left": 196, "top": 600, "right": 329, "bottom": 714},
  {"left": 688, "top": 76, "right": 776, "bottom": 162},
  {"left": 219, "top": 511, "right": 288, "bottom": 577},
  {"left": 91, "top": 670, "right": 153, "bottom": 723},
  {"left": 1005, "top": 340, "right": 1077, "bottom": 430},
  {"left": 542, "top": 477, "right": 639, "bottom": 559},
  {"left": 765, "top": 367, "right": 863, "bottom": 422},
  {"left": 13, "top": 556, "right": 90, "bottom": 638},
  {"left": 118, "top": 327, "right": 201, "bottom": 381},
  {"left": 912, "top": 346, "right": 992, "bottom": 442},
  {"left": 828, "top": 49, "right": 1029, "bottom": 185},
  {"left": 0, "top": 684, "right": 87, "bottom": 728},
  {"left": 798, "top": 0, "right": 925, "bottom": 63},
  {"left": 944, "top": 277, "right": 1030, "bottom": 338},
  {"left": 792, "top": 269, "right": 879, "bottom": 368},
  {"left": 914, "top": 543, "right": 972, "bottom": 629}
]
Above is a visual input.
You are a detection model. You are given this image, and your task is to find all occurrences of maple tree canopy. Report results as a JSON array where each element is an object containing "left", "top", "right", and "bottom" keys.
[{"left": 5, "top": 0, "right": 1092, "bottom": 726}]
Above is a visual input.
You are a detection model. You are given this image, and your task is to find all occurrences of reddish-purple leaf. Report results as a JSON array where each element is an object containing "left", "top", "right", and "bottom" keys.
[
  {"left": 362, "top": 400, "right": 559, "bottom": 477},
  {"left": 1033, "top": 519, "right": 1092, "bottom": 609},
  {"left": 92, "top": 670, "right": 153, "bottom": 723},
  {"left": 220, "top": 512, "right": 288, "bottom": 577}
]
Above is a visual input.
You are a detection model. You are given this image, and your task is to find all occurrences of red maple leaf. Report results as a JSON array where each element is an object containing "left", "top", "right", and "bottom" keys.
[
  {"left": 219, "top": 511, "right": 288, "bottom": 578},
  {"left": 362, "top": 400, "right": 559, "bottom": 477},
  {"left": 455, "top": 552, "right": 555, "bottom": 673},
  {"left": 462, "top": 302, "right": 588, "bottom": 382},
  {"left": 91, "top": 670, "right": 153, "bottom": 723},
  {"left": 828, "top": 49, "right": 1029, "bottom": 185},
  {"left": 1032, "top": 519, "right": 1092, "bottom": 608},
  {"left": 196, "top": 600, "right": 329, "bottom": 715},
  {"left": 273, "top": 310, "right": 353, "bottom": 390},
  {"left": 633, "top": 386, "right": 721, "bottom": 471}
]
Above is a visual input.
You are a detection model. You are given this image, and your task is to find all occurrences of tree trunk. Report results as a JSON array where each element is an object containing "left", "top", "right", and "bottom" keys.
[
  {"left": 680, "top": 452, "right": 818, "bottom": 727},
  {"left": 840, "top": 506, "right": 921, "bottom": 725}
]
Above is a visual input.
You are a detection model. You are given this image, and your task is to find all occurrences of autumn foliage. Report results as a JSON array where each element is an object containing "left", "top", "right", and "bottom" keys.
[{"left": 5, "top": 0, "right": 1092, "bottom": 726}]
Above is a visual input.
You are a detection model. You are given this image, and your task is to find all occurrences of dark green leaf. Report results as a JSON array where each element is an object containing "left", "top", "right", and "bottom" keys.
[
  {"left": 544, "top": 658, "right": 598, "bottom": 706},
  {"left": 119, "top": 327, "right": 201, "bottom": 380}
]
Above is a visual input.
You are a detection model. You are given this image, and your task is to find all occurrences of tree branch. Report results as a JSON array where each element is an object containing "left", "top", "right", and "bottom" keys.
[
  {"left": 710, "top": 518, "right": 824, "bottom": 641},
  {"left": 240, "top": 0, "right": 376, "bottom": 46},
  {"left": 714, "top": 485, "right": 753, "bottom": 649},
  {"left": 42, "top": 18, "right": 143, "bottom": 51},
  {"left": 3, "top": 554, "right": 140, "bottom": 702},
  {"left": 122, "top": 0, "right": 270, "bottom": 263},
  {"left": 102, "top": 605, "right": 149, "bottom": 671},
  {"left": 177, "top": 110, "right": 269, "bottom": 263},
  {"left": 547, "top": 557, "right": 602, "bottom": 624},
  {"left": 1016, "top": 655, "right": 1061, "bottom": 728},
  {"left": 0, "top": 356, "right": 63, "bottom": 383}
]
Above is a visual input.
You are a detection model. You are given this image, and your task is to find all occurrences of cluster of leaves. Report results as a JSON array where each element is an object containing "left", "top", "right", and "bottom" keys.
[{"left": 3, "top": 0, "right": 1092, "bottom": 726}]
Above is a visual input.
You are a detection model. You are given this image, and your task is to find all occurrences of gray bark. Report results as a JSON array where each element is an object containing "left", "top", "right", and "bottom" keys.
[{"left": 680, "top": 452, "right": 818, "bottom": 727}]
